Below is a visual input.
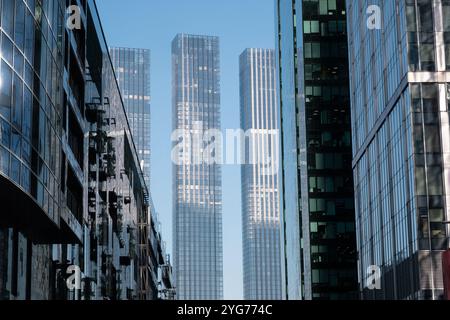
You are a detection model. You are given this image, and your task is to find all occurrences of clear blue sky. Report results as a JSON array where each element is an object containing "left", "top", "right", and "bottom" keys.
[{"left": 96, "top": 0, "right": 275, "bottom": 300}]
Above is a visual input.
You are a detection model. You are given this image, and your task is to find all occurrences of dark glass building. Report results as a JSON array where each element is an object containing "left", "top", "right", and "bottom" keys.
[
  {"left": 275, "top": 0, "right": 358, "bottom": 299},
  {"left": 0, "top": 0, "right": 169, "bottom": 300},
  {"left": 347, "top": 0, "right": 450, "bottom": 299}
]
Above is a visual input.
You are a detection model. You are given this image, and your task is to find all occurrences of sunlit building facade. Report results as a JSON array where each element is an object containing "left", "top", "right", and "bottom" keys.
[
  {"left": 239, "top": 48, "right": 282, "bottom": 300},
  {"left": 347, "top": 0, "right": 450, "bottom": 299},
  {"left": 172, "top": 33, "right": 223, "bottom": 300},
  {"left": 110, "top": 47, "right": 151, "bottom": 188}
]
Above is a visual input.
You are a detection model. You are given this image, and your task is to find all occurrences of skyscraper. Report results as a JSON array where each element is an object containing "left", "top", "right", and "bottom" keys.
[
  {"left": 239, "top": 48, "right": 282, "bottom": 300},
  {"left": 275, "top": 0, "right": 358, "bottom": 299},
  {"left": 172, "top": 34, "right": 223, "bottom": 300},
  {"left": 110, "top": 47, "right": 151, "bottom": 188},
  {"left": 347, "top": 0, "right": 450, "bottom": 299}
]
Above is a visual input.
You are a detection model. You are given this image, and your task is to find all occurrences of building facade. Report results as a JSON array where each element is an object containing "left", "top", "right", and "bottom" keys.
[
  {"left": 347, "top": 0, "right": 450, "bottom": 299},
  {"left": 0, "top": 0, "right": 168, "bottom": 300},
  {"left": 239, "top": 48, "right": 282, "bottom": 300},
  {"left": 147, "top": 199, "right": 174, "bottom": 300},
  {"left": 110, "top": 47, "right": 151, "bottom": 188},
  {"left": 275, "top": 0, "right": 358, "bottom": 299},
  {"left": 172, "top": 33, "right": 223, "bottom": 300}
]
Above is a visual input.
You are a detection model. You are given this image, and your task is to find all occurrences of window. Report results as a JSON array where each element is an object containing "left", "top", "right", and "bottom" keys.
[
  {"left": 406, "top": 2, "right": 417, "bottom": 32},
  {"left": 14, "top": 48, "right": 24, "bottom": 78},
  {"left": 424, "top": 125, "right": 441, "bottom": 153},
  {"left": 417, "top": 0, "right": 434, "bottom": 32},
  {"left": 12, "top": 74, "right": 23, "bottom": 129},
  {"left": 21, "top": 164, "right": 30, "bottom": 193},
  {"left": 430, "top": 222, "right": 446, "bottom": 238},
  {"left": 11, "top": 155, "right": 20, "bottom": 184},
  {"left": 1, "top": 34, "right": 13, "bottom": 66},
  {"left": 312, "top": 43, "right": 320, "bottom": 58},
  {"left": 14, "top": 0, "right": 25, "bottom": 51},
  {"left": 0, "top": 61, "right": 13, "bottom": 120},
  {"left": 429, "top": 208, "right": 444, "bottom": 222},
  {"left": 1, "top": 0, "right": 15, "bottom": 37},
  {"left": 0, "top": 146, "right": 9, "bottom": 176},
  {"left": 427, "top": 166, "right": 443, "bottom": 195},
  {"left": 304, "top": 21, "right": 320, "bottom": 34},
  {"left": 11, "top": 127, "right": 20, "bottom": 155},
  {"left": 442, "top": 0, "right": 450, "bottom": 31},
  {"left": 415, "top": 166, "right": 426, "bottom": 195},
  {"left": 445, "top": 32, "right": 450, "bottom": 70},
  {"left": 38, "top": 107, "right": 46, "bottom": 156},
  {"left": 24, "top": 9, "right": 35, "bottom": 63},
  {"left": 408, "top": 33, "right": 419, "bottom": 71},
  {"left": 419, "top": 33, "right": 435, "bottom": 71},
  {"left": 319, "top": 0, "right": 328, "bottom": 15},
  {"left": 0, "top": 117, "right": 10, "bottom": 148}
]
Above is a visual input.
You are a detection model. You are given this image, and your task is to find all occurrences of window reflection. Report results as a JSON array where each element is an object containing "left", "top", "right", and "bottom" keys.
[{"left": 0, "top": 62, "right": 12, "bottom": 120}]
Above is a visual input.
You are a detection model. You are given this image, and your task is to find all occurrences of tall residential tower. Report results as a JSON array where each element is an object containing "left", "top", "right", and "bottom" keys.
[
  {"left": 347, "top": 0, "right": 450, "bottom": 299},
  {"left": 275, "top": 0, "right": 359, "bottom": 299},
  {"left": 172, "top": 34, "right": 223, "bottom": 300},
  {"left": 239, "top": 48, "right": 282, "bottom": 300},
  {"left": 110, "top": 47, "right": 151, "bottom": 188}
]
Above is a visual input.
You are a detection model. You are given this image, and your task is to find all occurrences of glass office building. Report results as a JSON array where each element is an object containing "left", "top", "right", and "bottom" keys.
[
  {"left": 347, "top": 0, "right": 450, "bottom": 299},
  {"left": 239, "top": 48, "right": 282, "bottom": 300},
  {"left": 0, "top": 0, "right": 68, "bottom": 299},
  {"left": 110, "top": 47, "right": 151, "bottom": 188},
  {"left": 0, "top": 0, "right": 168, "bottom": 300},
  {"left": 276, "top": 0, "right": 358, "bottom": 299},
  {"left": 172, "top": 34, "right": 223, "bottom": 300}
]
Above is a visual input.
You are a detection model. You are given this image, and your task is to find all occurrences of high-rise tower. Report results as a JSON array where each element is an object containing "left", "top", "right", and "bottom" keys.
[
  {"left": 110, "top": 47, "right": 151, "bottom": 188},
  {"left": 239, "top": 48, "right": 282, "bottom": 300},
  {"left": 172, "top": 34, "right": 223, "bottom": 300}
]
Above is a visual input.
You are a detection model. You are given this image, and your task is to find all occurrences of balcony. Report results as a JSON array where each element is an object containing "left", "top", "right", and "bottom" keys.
[
  {"left": 85, "top": 97, "right": 105, "bottom": 124},
  {"left": 60, "top": 201, "right": 83, "bottom": 244},
  {"left": 161, "top": 264, "right": 174, "bottom": 289},
  {"left": 68, "top": 108, "right": 85, "bottom": 169}
]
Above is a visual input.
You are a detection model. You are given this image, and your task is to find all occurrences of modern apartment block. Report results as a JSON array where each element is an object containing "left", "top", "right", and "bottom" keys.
[
  {"left": 347, "top": 0, "right": 450, "bottom": 299},
  {"left": 0, "top": 0, "right": 170, "bottom": 300},
  {"left": 172, "top": 33, "right": 223, "bottom": 300},
  {"left": 239, "top": 48, "right": 282, "bottom": 300},
  {"left": 275, "top": 0, "right": 358, "bottom": 299},
  {"left": 110, "top": 47, "right": 151, "bottom": 188}
]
